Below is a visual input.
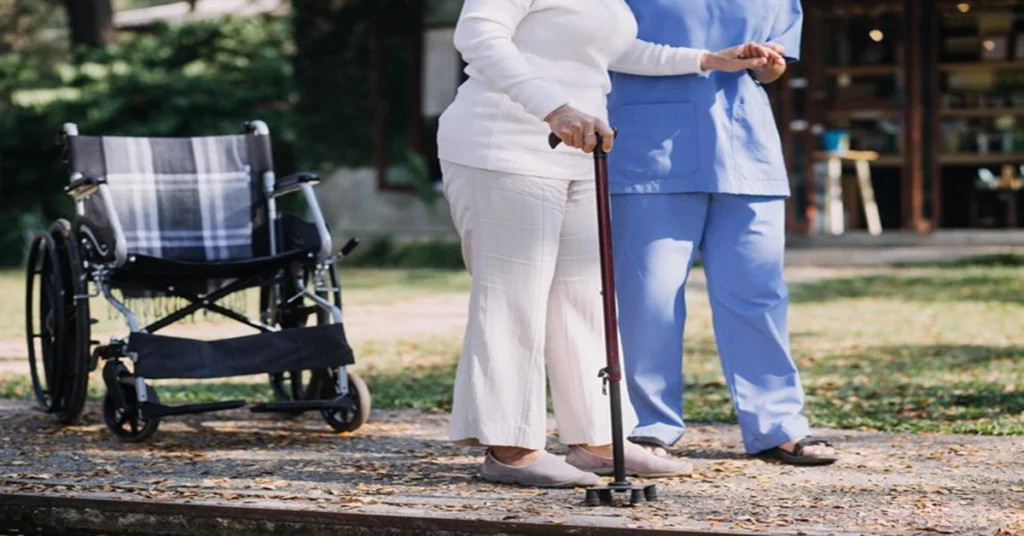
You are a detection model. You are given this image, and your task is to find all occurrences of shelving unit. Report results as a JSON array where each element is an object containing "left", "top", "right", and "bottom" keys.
[
  {"left": 940, "top": 108, "right": 1024, "bottom": 117},
  {"left": 803, "top": 1, "right": 909, "bottom": 233},
  {"left": 938, "top": 59, "right": 1024, "bottom": 71},
  {"left": 874, "top": 155, "right": 909, "bottom": 166},
  {"left": 824, "top": 65, "right": 901, "bottom": 76},
  {"left": 939, "top": 153, "right": 1024, "bottom": 165},
  {"left": 793, "top": 0, "right": 1024, "bottom": 233},
  {"left": 931, "top": 0, "right": 1024, "bottom": 229}
]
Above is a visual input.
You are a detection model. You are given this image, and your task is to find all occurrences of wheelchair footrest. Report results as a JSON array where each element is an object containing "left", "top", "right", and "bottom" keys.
[
  {"left": 141, "top": 399, "right": 247, "bottom": 419},
  {"left": 249, "top": 399, "right": 352, "bottom": 413}
]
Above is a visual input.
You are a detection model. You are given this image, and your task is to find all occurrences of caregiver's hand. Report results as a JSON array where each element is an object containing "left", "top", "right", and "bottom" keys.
[
  {"left": 747, "top": 42, "right": 789, "bottom": 83},
  {"left": 545, "top": 104, "right": 615, "bottom": 153},
  {"left": 701, "top": 43, "right": 784, "bottom": 72}
]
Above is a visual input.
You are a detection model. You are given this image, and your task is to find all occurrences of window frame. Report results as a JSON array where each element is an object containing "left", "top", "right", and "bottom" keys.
[
  {"left": 371, "top": 23, "right": 425, "bottom": 194},
  {"left": 371, "top": 0, "right": 465, "bottom": 194}
]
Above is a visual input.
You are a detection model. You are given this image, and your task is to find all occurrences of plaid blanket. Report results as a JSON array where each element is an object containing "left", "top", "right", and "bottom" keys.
[{"left": 84, "top": 135, "right": 255, "bottom": 262}]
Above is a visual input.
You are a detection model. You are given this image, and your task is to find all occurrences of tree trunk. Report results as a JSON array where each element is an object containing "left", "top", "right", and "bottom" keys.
[{"left": 64, "top": 0, "right": 115, "bottom": 48}]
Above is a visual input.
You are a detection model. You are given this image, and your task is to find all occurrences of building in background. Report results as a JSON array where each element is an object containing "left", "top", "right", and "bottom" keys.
[
  {"left": 114, "top": 0, "right": 286, "bottom": 29},
  {"left": 116, "top": 0, "right": 1024, "bottom": 239},
  {"left": 786, "top": 0, "right": 1024, "bottom": 234}
]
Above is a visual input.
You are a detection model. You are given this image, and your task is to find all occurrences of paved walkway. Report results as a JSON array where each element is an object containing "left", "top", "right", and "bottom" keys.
[{"left": 0, "top": 401, "right": 1021, "bottom": 535}]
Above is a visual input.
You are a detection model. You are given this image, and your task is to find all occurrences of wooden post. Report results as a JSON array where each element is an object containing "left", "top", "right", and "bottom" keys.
[
  {"left": 903, "top": 0, "right": 927, "bottom": 231},
  {"left": 855, "top": 159, "right": 883, "bottom": 235},
  {"left": 928, "top": 2, "right": 943, "bottom": 230},
  {"left": 804, "top": 5, "right": 821, "bottom": 233},
  {"left": 372, "top": 29, "right": 389, "bottom": 191},
  {"left": 63, "top": 0, "right": 114, "bottom": 48},
  {"left": 825, "top": 156, "right": 845, "bottom": 234},
  {"left": 778, "top": 69, "right": 801, "bottom": 233},
  {"left": 409, "top": 0, "right": 424, "bottom": 156}
]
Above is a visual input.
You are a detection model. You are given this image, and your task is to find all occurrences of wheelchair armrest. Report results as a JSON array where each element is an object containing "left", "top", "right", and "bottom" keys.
[
  {"left": 273, "top": 172, "right": 320, "bottom": 197},
  {"left": 64, "top": 175, "right": 107, "bottom": 201}
]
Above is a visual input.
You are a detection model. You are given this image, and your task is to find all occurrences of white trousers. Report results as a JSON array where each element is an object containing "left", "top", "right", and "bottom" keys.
[{"left": 441, "top": 160, "right": 638, "bottom": 450}]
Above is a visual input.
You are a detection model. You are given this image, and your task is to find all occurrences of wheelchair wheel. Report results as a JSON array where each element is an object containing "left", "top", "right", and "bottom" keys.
[
  {"left": 24, "top": 220, "right": 91, "bottom": 424},
  {"left": 103, "top": 381, "right": 160, "bottom": 443},
  {"left": 318, "top": 370, "right": 371, "bottom": 433},
  {"left": 268, "top": 262, "right": 343, "bottom": 406}
]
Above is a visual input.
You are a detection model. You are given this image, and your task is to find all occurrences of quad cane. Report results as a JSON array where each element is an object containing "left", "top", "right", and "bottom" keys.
[{"left": 549, "top": 132, "right": 657, "bottom": 507}]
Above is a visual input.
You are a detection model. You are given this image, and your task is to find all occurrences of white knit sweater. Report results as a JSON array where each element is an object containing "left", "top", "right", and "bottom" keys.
[{"left": 437, "top": 0, "right": 708, "bottom": 181}]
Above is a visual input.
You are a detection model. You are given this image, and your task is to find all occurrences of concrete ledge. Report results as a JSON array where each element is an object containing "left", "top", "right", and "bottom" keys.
[{"left": 0, "top": 494, "right": 735, "bottom": 536}]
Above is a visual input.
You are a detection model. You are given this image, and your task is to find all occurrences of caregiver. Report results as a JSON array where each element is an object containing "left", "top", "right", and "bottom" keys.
[
  {"left": 437, "top": 0, "right": 783, "bottom": 488},
  {"left": 608, "top": 0, "right": 839, "bottom": 466}
]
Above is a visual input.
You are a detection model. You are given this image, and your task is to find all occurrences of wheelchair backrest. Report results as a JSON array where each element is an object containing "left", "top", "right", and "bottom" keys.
[{"left": 66, "top": 132, "right": 274, "bottom": 263}]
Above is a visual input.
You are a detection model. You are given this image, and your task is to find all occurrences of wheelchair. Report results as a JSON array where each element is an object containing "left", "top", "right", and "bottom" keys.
[{"left": 24, "top": 120, "right": 370, "bottom": 442}]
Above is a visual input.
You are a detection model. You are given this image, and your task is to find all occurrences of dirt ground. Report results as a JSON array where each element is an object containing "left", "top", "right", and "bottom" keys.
[{"left": 0, "top": 400, "right": 1021, "bottom": 535}]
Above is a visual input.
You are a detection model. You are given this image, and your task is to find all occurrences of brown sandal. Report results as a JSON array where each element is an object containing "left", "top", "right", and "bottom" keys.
[
  {"left": 629, "top": 436, "right": 672, "bottom": 458},
  {"left": 755, "top": 437, "right": 838, "bottom": 466}
]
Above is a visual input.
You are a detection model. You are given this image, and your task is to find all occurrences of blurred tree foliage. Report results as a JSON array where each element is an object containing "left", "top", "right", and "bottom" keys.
[
  {"left": 0, "top": 1, "right": 67, "bottom": 102},
  {"left": 0, "top": 0, "right": 428, "bottom": 266},
  {"left": 0, "top": 15, "right": 297, "bottom": 265}
]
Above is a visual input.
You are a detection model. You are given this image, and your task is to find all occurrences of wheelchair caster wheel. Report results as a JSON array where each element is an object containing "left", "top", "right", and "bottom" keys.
[
  {"left": 320, "top": 371, "right": 371, "bottom": 433},
  {"left": 103, "top": 381, "right": 160, "bottom": 442}
]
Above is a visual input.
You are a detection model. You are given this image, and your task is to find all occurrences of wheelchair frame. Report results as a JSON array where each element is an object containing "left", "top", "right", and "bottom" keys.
[{"left": 24, "top": 121, "right": 370, "bottom": 441}]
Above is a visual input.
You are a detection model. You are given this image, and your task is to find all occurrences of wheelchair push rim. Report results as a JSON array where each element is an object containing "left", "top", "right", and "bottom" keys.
[
  {"left": 24, "top": 220, "right": 92, "bottom": 423},
  {"left": 25, "top": 232, "right": 63, "bottom": 412}
]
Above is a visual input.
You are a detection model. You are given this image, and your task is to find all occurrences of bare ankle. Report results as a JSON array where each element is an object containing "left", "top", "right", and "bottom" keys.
[
  {"left": 489, "top": 446, "right": 543, "bottom": 467},
  {"left": 576, "top": 444, "right": 614, "bottom": 457}
]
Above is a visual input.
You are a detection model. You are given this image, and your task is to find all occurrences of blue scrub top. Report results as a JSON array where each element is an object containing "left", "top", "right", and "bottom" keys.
[{"left": 608, "top": 0, "right": 803, "bottom": 197}]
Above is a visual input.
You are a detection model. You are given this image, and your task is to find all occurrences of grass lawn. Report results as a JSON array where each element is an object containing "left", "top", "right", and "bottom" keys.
[
  {"left": 0, "top": 267, "right": 469, "bottom": 340},
  {"left": 1, "top": 260, "right": 1022, "bottom": 435}
]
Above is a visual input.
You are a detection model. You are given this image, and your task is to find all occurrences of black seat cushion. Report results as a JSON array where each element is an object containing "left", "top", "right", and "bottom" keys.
[{"left": 108, "top": 248, "right": 315, "bottom": 297}]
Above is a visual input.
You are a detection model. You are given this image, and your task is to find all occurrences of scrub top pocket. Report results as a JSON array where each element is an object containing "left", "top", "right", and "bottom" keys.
[
  {"left": 731, "top": 88, "right": 786, "bottom": 182},
  {"left": 610, "top": 102, "right": 700, "bottom": 183}
]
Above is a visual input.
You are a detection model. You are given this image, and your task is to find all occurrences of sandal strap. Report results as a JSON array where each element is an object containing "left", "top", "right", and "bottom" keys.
[
  {"left": 792, "top": 437, "right": 832, "bottom": 457},
  {"left": 629, "top": 436, "right": 672, "bottom": 450}
]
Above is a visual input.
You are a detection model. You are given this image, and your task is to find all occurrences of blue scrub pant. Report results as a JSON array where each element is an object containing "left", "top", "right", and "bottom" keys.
[{"left": 611, "top": 192, "right": 811, "bottom": 454}]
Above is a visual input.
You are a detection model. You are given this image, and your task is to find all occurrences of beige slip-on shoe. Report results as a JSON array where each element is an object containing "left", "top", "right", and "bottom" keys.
[
  {"left": 481, "top": 450, "right": 602, "bottom": 488},
  {"left": 566, "top": 443, "right": 693, "bottom": 478}
]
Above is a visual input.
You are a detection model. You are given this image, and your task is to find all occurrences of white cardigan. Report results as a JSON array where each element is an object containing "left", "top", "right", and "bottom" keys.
[{"left": 437, "top": 0, "right": 709, "bottom": 181}]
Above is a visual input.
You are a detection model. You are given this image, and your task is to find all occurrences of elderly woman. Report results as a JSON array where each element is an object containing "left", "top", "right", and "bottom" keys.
[
  {"left": 607, "top": 0, "right": 839, "bottom": 465},
  {"left": 436, "top": 0, "right": 781, "bottom": 488}
]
